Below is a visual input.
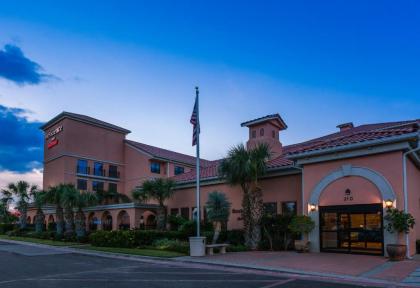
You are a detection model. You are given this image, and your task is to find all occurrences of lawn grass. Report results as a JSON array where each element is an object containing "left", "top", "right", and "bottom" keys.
[
  {"left": 0, "top": 234, "right": 81, "bottom": 246},
  {"left": 77, "top": 245, "right": 186, "bottom": 258}
]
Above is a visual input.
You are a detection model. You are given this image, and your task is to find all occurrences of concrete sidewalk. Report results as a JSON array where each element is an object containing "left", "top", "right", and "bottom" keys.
[{"left": 177, "top": 251, "right": 420, "bottom": 286}]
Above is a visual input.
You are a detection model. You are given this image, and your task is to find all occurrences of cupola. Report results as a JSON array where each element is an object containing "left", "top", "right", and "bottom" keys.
[{"left": 241, "top": 113, "right": 287, "bottom": 157}]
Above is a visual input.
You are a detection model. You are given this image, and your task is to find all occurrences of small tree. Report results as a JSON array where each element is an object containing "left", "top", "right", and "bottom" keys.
[
  {"left": 206, "top": 191, "right": 231, "bottom": 244},
  {"left": 44, "top": 185, "right": 65, "bottom": 236},
  {"left": 6, "top": 181, "right": 38, "bottom": 229},
  {"left": 74, "top": 191, "right": 98, "bottom": 238},
  {"left": 0, "top": 189, "right": 13, "bottom": 224},
  {"left": 32, "top": 191, "right": 46, "bottom": 233},
  {"left": 132, "top": 178, "right": 176, "bottom": 230},
  {"left": 384, "top": 208, "right": 415, "bottom": 236},
  {"left": 60, "top": 184, "right": 79, "bottom": 235},
  {"left": 219, "top": 143, "right": 271, "bottom": 249}
]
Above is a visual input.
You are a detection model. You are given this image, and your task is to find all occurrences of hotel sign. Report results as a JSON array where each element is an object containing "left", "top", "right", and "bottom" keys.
[
  {"left": 46, "top": 125, "right": 63, "bottom": 149},
  {"left": 46, "top": 125, "right": 63, "bottom": 140}
]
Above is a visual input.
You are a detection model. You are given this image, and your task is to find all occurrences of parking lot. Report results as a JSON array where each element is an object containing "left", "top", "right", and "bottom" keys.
[{"left": 0, "top": 241, "right": 382, "bottom": 288}]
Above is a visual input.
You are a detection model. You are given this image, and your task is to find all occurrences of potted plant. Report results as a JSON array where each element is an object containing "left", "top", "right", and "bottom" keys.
[
  {"left": 384, "top": 208, "right": 415, "bottom": 261},
  {"left": 289, "top": 215, "right": 315, "bottom": 252}
]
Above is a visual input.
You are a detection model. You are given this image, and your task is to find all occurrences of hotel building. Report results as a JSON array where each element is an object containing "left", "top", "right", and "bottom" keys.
[{"left": 28, "top": 111, "right": 420, "bottom": 256}]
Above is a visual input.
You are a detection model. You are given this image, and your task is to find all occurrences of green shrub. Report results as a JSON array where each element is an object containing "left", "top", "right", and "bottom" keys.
[
  {"left": 152, "top": 238, "right": 189, "bottom": 254},
  {"left": 227, "top": 244, "right": 249, "bottom": 252},
  {"left": 0, "top": 224, "right": 15, "bottom": 234},
  {"left": 6, "top": 227, "right": 29, "bottom": 237}
]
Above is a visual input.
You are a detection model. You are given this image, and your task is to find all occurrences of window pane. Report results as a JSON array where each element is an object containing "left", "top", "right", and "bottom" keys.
[
  {"left": 77, "top": 179, "right": 87, "bottom": 190},
  {"left": 108, "top": 183, "right": 117, "bottom": 193},
  {"left": 282, "top": 201, "right": 297, "bottom": 215},
  {"left": 321, "top": 212, "right": 337, "bottom": 230},
  {"left": 170, "top": 208, "right": 179, "bottom": 216},
  {"left": 92, "top": 181, "right": 104, "bottom": 192},
  {"left": 94, "top": 162, "right": 104, "bottom": 176},
  {"left": 150, "top": 162, "right": 161, "bottom": 174},
  {"left": 180, "top": 207, "right": 189, "bottom": 219},
  {"left": 174, "top": 166, "right": 184, "bottom": 175},
  {"left": 263, "top": 202, "right": 277, "bottom": 216},
  {"left": 108, "top": 165, "right": 119, "bottom": 178},
  {"left": 77, "top": 159, "right": 88, "bottom": 174}
]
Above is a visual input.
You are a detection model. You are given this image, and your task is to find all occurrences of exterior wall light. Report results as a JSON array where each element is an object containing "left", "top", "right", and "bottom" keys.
[
  {"left": 309, "top": 204, "right": 317, "bottom": 212},
  {"left": 385, "top": 199, "right": 394, "bottom": 208}
]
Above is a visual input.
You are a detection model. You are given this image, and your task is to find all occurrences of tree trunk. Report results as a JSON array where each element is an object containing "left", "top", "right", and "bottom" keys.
[
  {"left": 19, "top": 208, "right": 27, "bottom": 229},
  {"left": 242, "top": 187, "right": 264, "bottom": 250},
  {"left": 212, "top": 221, "right": 221, "bottom": 244},
  {"left": 64, "top": 207, "right": 75, "bottom": 235},
  {"left": 75, "top": 209, "right": 86, "bottom": 238},
  {"left": 156, "top": 206, "right": 166, "bottom": 231},
  {"left": 56, "top": 206, "right": 64, "bottom": 236},
  {"left": 35, "top": 209, "right": 45, "bottom": 233}
]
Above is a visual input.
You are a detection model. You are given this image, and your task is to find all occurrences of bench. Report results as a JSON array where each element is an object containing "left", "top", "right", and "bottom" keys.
[{"left": 206, "top": 244, "right": 229, "bottom": 255}]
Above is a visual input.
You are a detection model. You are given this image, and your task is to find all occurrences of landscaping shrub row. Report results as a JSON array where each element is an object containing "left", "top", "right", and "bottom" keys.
[
  {"left": 0, "top": 223, "right": 15, "bottom": 234},
  {"left": 89, "top": 230, "right": 190, "bottom": 248}
]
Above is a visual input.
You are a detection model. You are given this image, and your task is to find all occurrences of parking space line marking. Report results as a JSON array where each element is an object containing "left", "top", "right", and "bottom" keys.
[{"left": 260, "top": 278, "right": 295, "bottom": 288}]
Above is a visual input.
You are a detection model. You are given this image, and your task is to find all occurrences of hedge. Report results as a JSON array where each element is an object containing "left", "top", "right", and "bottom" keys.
[
  {"left": 0, "top": 224, "right": 15, "bottom": 234},
  {"left": 89, "top": 230, "right": 190, "bottom": 248}
]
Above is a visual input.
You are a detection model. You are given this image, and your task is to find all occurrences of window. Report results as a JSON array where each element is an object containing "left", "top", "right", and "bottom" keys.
[
  {"left": 150, "top": 162, "right": 161, "bottom": 174},
  {"left": 180, "top": 207, "right": 189, "bottom": 219},
  {"left": 260, "top": 128, "right": 264, "bottom": 136},
  {"left": 252, "top": 130, "right": 256, "bottom": 138},
  {"left": 77, "top": 159, "right": 88, "bottom": 174},
  {"left": 92, "top": 181, "right": 104, "bottom": 192},
  {"left": 282, "top": 201, "right": 297, "bottom": 215},
  {"left": 108, "top": 183, "right": 117, "bottom": 193},
  {"left": 77, "top": 179, "right": 87, "bottom": 191},
  {"left": 94, "top": 162, "right": 104, "bottom": 176},
  {"left": 272, "top": 130, "right": 275, "bottom": 138},
  {"left": 263, "top": 202, "right": 277, "bottom": 216},
  {"left": 108, "top": 165, "right": 119, "bottom": 178},
  {"left": 174, "top": 166, "right": 185, "bottom": 175},
  {"left": 170, "top": 208, "right": 179, "bottom": 216}
]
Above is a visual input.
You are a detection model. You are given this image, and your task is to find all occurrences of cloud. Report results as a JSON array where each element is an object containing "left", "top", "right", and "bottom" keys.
[
  {"left": 0, "top": 44, "right": 56, "bottom": 85},
  {"left": 0, "top": 105, "right": 43, "bottom": 172},
  {"left": 0, "top": 168, "right": 43, "bottom": 191}
]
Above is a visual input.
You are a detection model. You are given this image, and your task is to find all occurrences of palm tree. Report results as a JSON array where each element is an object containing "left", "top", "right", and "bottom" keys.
[
  {"left": 206, "top": 191, "right": 231, "bottom": 244},
  {"left": 32, "top": 191, "right": 46, "bottom": 233},
  {"left": 219, "top": 143, "right": 271, "bottom": 249},
  {"left": 6, "top": 181, "right": 38, "bottom": 229},
  {"left": 44, "top": 185, "right": 65, "bottom": 236},
  {"left": 96, "top": 190, "right": 130, "bottom": 205},
  {"left": 60, "top": 184, "right": 78, "bottom": 235},
  {"left": 74, "top": 191, "right": 98, "bottom": 238},
  {"left": 132, "top": 178, "right": 176, "bottom": 230},
  {"left": 0, "top": 189, "right": 13, "bottom": 223}
]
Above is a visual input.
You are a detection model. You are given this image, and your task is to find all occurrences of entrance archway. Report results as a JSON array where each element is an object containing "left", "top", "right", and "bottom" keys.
[
  {"left": 102, "top": 211, "right": 113, "bottom": 231},
  {"left": 145, "top": 214, "right": 157, "bottom": 230},
  {"left": 117, "top": 210, "right": 130, "bottom": 230},
  {"left": 308, "top": 165, "right": 397, "bottom": 254},
  {"left": 88, "top": 212, "right": 98, "bottom": 231}
]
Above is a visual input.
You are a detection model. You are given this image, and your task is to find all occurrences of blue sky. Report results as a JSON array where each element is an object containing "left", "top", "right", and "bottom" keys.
[{"left": 0, "top": 1, "right": 419, "bottom": 187}]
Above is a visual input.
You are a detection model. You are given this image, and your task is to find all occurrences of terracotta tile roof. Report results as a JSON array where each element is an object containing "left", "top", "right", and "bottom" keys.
[
  {"left": 173, "top": 119, "right": 419, "bottom": 183},
  {"left": 125, "top": 139, "right": 212, "bottom": 166},
  {"left": 284, "top": 119, "right": 419, "bottom": 156},
  {"left": 41, "top": 111, "right": 131, "bottom": 134}
]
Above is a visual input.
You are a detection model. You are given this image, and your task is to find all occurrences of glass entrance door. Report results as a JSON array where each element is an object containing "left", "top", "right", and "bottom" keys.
[{"left": 320, "top": 204, "right": 383, "bottom": 255}]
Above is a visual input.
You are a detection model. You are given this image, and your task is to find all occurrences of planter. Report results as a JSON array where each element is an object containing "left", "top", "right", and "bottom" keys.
[
  {"left": 294, "top": 240, "right": 310, "bottom": 253},
  {"left": 386, "top": 244, "right": 406, "bottom": 261}
]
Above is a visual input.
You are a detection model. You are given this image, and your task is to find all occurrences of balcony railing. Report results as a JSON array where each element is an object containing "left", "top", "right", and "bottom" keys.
[
  {"left": 93, "top": 168, "right": 106, "bottom": 177},
  {"left": 108, "top": 170, "right": 120, "bottom": 179},
  {"left": 76, "top": 166, "right": 120, "bottom": 179}
]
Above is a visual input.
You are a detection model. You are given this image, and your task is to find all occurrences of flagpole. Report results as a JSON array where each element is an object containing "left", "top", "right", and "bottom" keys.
[{"left": 195, "top": 86, "right": 200, "bottom": 238}]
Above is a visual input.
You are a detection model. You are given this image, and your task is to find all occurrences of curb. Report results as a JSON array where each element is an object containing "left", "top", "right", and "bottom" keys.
[{"left": 0, "top": 239, "right": 415, "bottom": 287}]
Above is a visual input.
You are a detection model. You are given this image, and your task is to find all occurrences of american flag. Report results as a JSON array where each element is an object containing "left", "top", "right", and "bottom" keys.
[{"left": 190, "top": 90, "right": 199, "bottom": 146}]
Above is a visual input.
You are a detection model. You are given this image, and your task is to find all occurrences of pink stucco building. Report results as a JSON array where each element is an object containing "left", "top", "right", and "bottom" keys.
[{"left": 28, "top": 112, "right": 420, "bottom": 256}]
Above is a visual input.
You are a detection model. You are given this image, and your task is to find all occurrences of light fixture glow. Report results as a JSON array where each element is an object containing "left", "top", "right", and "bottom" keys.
[
  {"left": 309, "top": 204, "right": 316, "bottom": 211},
  {"left": 385, "top": 199, "right": 393, "bottom": 208}
]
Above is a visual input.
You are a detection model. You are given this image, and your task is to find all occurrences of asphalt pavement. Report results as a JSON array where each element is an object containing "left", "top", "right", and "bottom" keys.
[{"left": 0, "top": 241, "right": 382, "bottom": 288}]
